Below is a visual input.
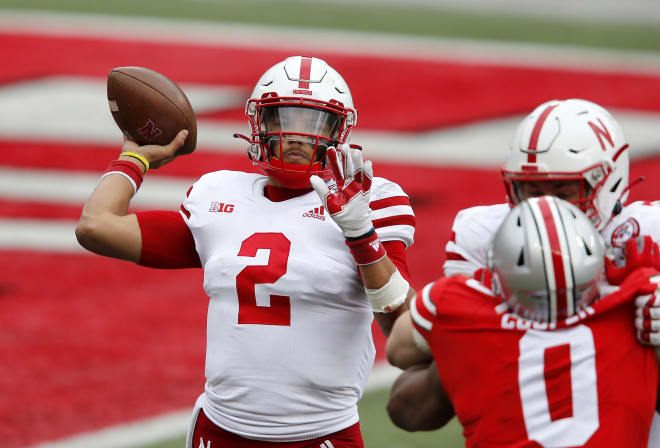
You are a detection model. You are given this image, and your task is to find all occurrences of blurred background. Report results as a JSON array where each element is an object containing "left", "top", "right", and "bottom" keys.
[{"left": 1, "top": 1, "right": 660, "bottom": 447}]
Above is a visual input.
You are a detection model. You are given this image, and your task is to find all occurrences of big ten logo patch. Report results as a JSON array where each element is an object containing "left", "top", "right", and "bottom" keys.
[
  {"left": 611, "top": 218, "right": 640, "bottom": 247},
  {"left": 209, "top": 202, "right": 235, "bottom": 213}
]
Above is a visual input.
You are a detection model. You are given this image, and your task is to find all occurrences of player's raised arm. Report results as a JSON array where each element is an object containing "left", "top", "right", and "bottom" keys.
[
  {"left": 75, "top": 131, "right": 187, "bottom": 261},
  {"left": 311, "top": 146, "right": 414, "bottom": 335}
]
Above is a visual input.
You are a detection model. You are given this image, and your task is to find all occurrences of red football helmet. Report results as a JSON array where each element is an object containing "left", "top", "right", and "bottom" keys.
[{"left": 235, "top": 56, "right": 357, "bottom": 189}]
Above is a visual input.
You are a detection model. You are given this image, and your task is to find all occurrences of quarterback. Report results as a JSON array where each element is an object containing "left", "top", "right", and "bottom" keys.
[
  {"left": 387, "top": 196, "right": 660, "bottom": 447},
  {"left": 76, "top": 56, "right": 415, "bottom": 447}
]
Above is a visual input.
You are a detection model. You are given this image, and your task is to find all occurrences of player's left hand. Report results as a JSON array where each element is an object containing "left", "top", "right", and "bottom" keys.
[
  {"left": 605, "top": 236, "right": 660, "bottom": 285},
  {"left": 635, "top": 293, "right": 660, "bottom": 346},
  {"left": 310, "top": 145, "right": 374, "bottom": 239}
]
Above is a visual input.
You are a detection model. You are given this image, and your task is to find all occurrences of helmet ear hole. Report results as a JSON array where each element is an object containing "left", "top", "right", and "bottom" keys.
[
  {"left": 581, "top": 237, "right": 592, "bottom": 256},
  {"left": 516, "top": 250, "right": 525, "bottom": 266}
]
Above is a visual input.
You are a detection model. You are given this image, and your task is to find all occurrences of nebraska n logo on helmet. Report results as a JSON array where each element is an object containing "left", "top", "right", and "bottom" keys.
[
  {"left": 488, "top": 196, "right": 604, "bottom": 324},
  {"left": 234, "top": 56, "right": 358, "bottom": 189},
  {"left": 502, "top": 99, "right": 630, "bottom": 230}
]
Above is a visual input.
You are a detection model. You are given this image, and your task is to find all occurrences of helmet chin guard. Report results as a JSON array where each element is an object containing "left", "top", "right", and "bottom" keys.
[
  {"left": 235, "top": 56, "right": 357, "bottom": 189},
  {"left": 502, "top": 99, "right": 629, "bottom": 230}
]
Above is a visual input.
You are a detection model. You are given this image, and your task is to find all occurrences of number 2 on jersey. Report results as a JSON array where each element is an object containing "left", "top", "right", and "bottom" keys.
[
  {"left": 236, "top": 233, "right": 291, "bottom": 326},
  {"left": 518, "top": 325, "right": 599, "bottom": 447}
]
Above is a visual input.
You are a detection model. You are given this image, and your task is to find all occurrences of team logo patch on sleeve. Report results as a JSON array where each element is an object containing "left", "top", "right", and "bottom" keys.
[{"left": 611, "top": 218, "right": 640, "bottom": 247}]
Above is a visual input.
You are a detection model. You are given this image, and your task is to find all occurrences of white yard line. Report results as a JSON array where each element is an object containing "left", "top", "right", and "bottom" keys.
[{"left": 0, "top": 168, "right": 191, "bottom": 208}]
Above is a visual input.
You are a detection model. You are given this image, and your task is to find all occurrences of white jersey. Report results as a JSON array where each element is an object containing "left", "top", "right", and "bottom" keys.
[
  {"left": 180, "top": 170, "right": 414, "bottom": 441},
  {"left": 444, "top": 201, "right": 660, "bottom": 277}
]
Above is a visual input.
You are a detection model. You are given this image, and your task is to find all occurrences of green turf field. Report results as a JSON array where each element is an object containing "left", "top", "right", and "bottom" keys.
[
  {"left": 140, "top": 388, "right": 464, "bottom": 448},
  {"left": 3, "top": 2, "right": 656, "bottom": 447},
  {"left": 2, "top": 0, "right": 660, "bottom": 52}
]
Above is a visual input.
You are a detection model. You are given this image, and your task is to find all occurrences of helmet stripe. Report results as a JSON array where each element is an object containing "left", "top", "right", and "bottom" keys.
[
  {"left": 527, "top": 103, "right": 558, "bottom": 164},
  {"left": 536, "top": 197, "right": 570, "bottom": 321},
  {"left": 298, "top": 56, "right": 312, "bottom": 89}
]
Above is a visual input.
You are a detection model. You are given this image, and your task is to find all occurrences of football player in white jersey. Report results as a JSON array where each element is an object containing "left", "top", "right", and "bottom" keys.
[
  {"left": 76, "top": 56, "right": 415, "bottom": 447},
  {"left": 442, "top": 98, "right": 660, "bottom": 445}
]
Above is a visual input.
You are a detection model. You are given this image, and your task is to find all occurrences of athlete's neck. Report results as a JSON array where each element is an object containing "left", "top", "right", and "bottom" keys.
[{"left": 264, "top": 184, "right": 313, "bottom": 202}]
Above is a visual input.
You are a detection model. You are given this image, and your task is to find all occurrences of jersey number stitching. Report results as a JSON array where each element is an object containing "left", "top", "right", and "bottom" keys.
[
  {"left": 236, "top": 233, "right": 291, "bottom": 326},
  {"left": 518, "top": 325, "right": 599, "bottom": 447}
]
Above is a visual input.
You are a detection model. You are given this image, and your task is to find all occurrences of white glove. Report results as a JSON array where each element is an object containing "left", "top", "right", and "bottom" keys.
[{"left": 310, "top": 145, "right": 374, "bottom": 239}]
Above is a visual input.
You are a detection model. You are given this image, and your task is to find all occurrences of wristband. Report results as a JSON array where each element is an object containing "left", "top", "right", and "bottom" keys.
[
  {"left": 345, "top": 229, "right": 386, "bottom": 265},
  {"left": 101, "top": 160, "right": 144, "bottom": 195},
  {"left": 120, "top": 151, "right": 150, "bottom": 173}
]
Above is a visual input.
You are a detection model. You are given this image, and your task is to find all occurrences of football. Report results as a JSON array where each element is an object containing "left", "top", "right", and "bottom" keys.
[{"left": 107, "top": 66, "right": 197, "bottom": 155}]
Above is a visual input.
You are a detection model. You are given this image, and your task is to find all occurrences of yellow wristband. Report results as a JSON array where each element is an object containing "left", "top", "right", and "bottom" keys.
[{"left": 120, "top": 151, "right": 150, "bottom": 173}]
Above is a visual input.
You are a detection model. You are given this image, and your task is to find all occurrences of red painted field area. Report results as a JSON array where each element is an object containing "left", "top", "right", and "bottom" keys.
[{"left": 1, "top": 28, "right": 660, "bottom": 446}]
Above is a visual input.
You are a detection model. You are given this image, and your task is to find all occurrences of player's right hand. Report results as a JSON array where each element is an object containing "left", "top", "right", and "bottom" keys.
[
  {"left": 605, "top": 236, "right": 660, "bottom": 285},
  {"left": 635, "top": 292, "right": 660, "bottom": 346},
  {"left": 120, "top": 129, "right": 188, "bottom": 170}
]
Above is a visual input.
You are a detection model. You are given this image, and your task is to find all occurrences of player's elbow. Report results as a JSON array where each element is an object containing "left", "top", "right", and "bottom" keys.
[
  {"left": 75, "top": 213, "right": 108, "bottom": 254},
  {"left": 386, "top": 389, "right": 423, "bottom": 432}
]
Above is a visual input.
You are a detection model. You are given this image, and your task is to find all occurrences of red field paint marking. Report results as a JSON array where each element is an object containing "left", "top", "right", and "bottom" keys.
[
  {"left": 3, "top": 29, "right": 660, "bottom": 446},
  {"left": 3, "top": 32, "right": 660, "bottom": 133}
]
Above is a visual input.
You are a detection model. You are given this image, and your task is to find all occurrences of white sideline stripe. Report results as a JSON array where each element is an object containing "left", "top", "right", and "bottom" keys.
[
  {"left": 30, "top": 363, "right": 402, "bottom": 448},
  {"left": 2, "top": 9, "right": 660, "bottom": 74},
  {"left": 0, "top": 168, "right": 191, "bottom": 208},
  {"left": 0, "top": 219, "right": 82, "bottom": 252}
]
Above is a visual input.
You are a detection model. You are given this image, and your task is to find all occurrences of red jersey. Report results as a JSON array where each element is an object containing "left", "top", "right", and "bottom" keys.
[{"left": 411, "top": 270, "right": 659, "bottom": 447}]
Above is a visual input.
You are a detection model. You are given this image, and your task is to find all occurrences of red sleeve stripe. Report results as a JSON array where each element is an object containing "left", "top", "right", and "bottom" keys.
[
  {"left": 373, "top": 215, "right": 416, "bottom": 229},
  {"left": 370, "top": 196, "right": 410, "bottom": 210},
  {"left": 180, "top": 204, "right": 191, "bottom": 219},
  {"left": 449, "top": 230, "right": 456, "bottom": 242},
  {"left": 445, "top": 251, "right": 467, "bottom": 261}
]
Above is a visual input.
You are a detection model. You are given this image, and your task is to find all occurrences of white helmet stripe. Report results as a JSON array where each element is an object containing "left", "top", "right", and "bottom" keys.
[{"left": 528, "top": 198, "right": 557, "bottom": 322}]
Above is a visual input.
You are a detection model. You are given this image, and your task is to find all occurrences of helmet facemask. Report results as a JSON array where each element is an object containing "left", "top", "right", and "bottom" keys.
[
  {"left": 503, "top": 164, "right": 605, "bottom": 226},
  {"left": 242, "top": 97, "right": 352, "bottom": 189}
]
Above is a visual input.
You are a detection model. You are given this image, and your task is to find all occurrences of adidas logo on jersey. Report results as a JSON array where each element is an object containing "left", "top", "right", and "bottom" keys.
[{"left": 303, "top": 206, "right": 325, "bottom": 221}]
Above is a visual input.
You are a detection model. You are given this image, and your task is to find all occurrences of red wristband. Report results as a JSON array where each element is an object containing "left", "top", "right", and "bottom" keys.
[
  {"left": 103, "top": 160, "right": 144, "bottom": 192},
  {"left": 345, "top": 231, "right": 387, "bottom": 265}
]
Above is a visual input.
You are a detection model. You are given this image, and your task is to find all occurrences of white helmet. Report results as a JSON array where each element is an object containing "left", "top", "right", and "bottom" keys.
[
  {"left": 502, "top": 99, "right": 629, "bottom": 230},
  {"left": 488, "top": 196, "right": 604, "bottom": 324},
  {"left": 234, "top": 56, "right": 357, "bottom": 189}
]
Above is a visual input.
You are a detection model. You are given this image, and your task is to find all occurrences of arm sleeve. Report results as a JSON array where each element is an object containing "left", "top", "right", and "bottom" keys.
[
  {"left": 370, "top": 177, "right": 415, "bottom": 247},
  {"left": 383, "top": 240, "right": 412, "bottom": 284},
  {"left": 410, "top": 282, "right": 439, "bottom": 340},
  {"left": 136, "top": 210, "right": 201, "bottom": 269}
]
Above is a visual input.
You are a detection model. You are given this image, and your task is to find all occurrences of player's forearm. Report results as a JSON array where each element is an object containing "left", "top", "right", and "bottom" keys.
[
  {"left": 387, "top": 362, "right": 455, "bottom": 431},
  {"left": 76, "top": 173, "right": 142, "bottom": 262},
  {"left": 360, "top": 255, "right": 413, "bottom": 335}
]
